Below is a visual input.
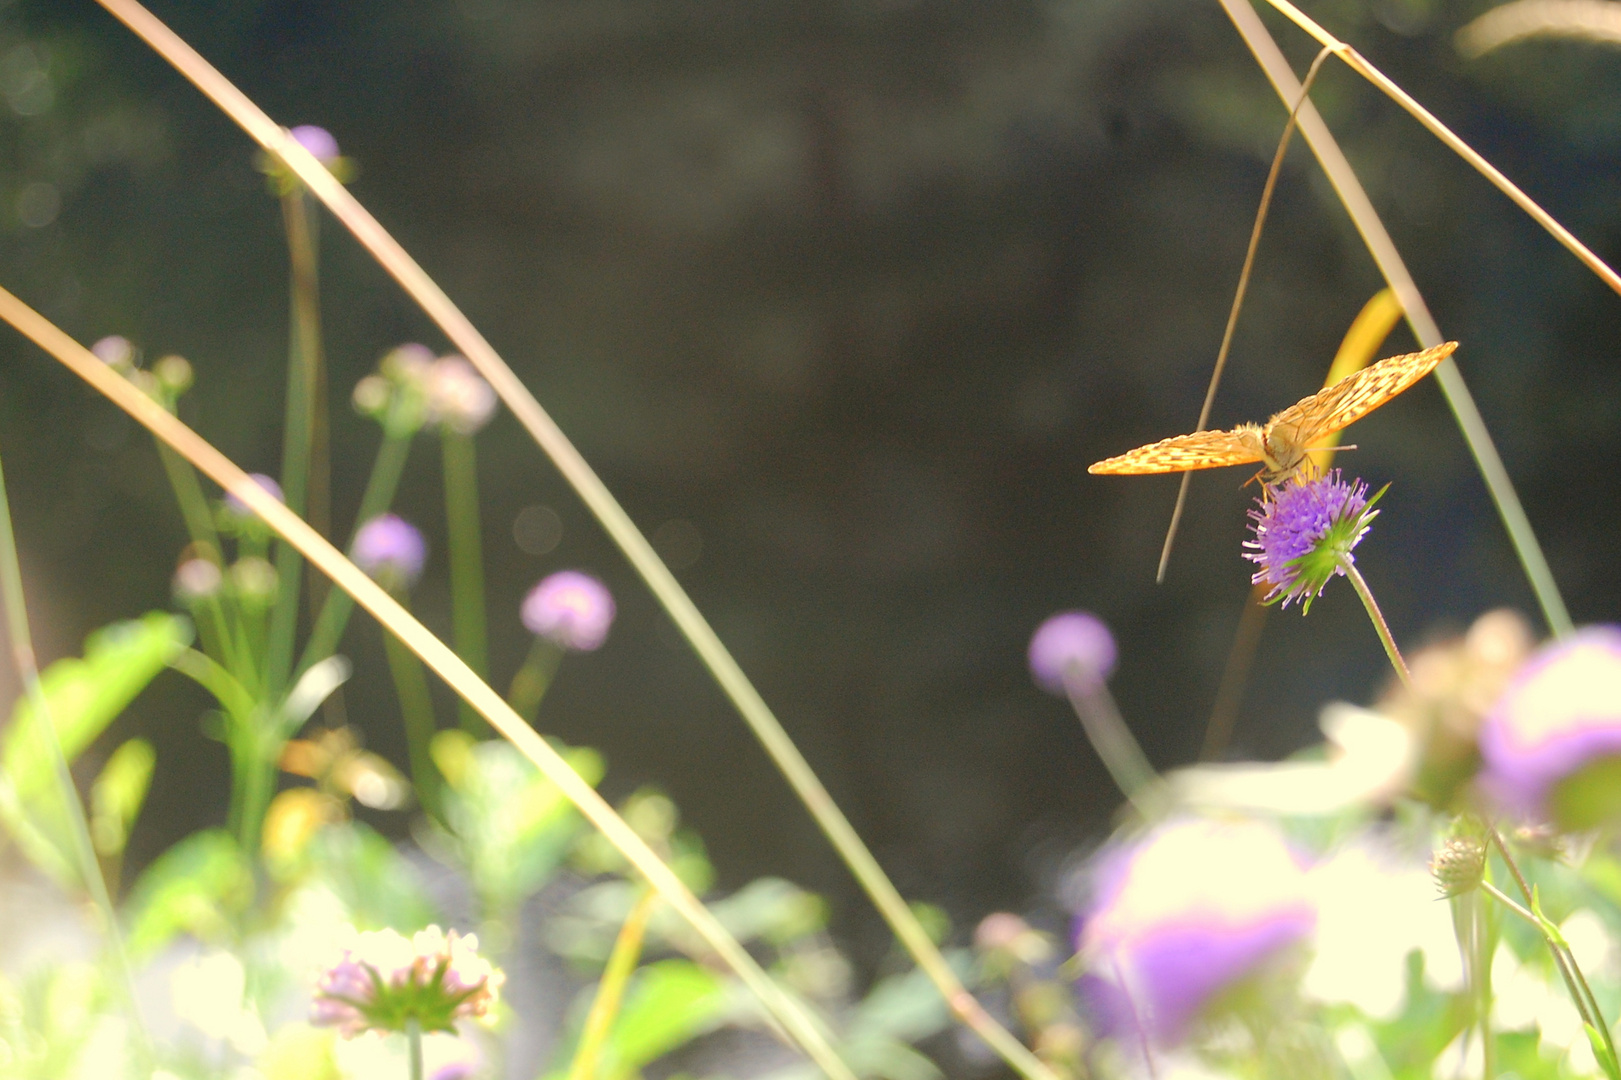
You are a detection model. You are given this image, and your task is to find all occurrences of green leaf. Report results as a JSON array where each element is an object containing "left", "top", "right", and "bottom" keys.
[
  {"left": 1588, "top": 1023, "right": 1621, "bottom": 1080},
  {"left": 122, "top": 829, "right": 252, "bottom": 960},
  {"left": 2, "top": 612, "right": 190, "bottom": 803},
  {"left": 90, "top": 737, "right": 155, "bottom": 857},
  {"left": 597, "top": 959, "right": 732, "bottom": 1080}
]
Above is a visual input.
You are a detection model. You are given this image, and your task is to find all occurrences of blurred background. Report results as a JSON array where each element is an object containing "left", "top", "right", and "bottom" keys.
[{"left": 0, "top": 0, "right": 1616, "bottom": 967}]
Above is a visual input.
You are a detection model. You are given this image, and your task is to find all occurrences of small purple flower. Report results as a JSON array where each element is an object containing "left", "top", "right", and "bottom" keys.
[
  {"left": 224, "top": 473, "right": 285, "bottom": 518},
  {"left": 1477, "top": 627, "right": 1621, "bottom": 829},
  {"left": 1243, "top": 470, "right": 1383, "bottom": 612},
  {"left": 1076, "top": 818, "right": 1316, "bottom": 1046},
  {"left": 521, "top": 571, "right": 615, "bottom": 651},
  {"left": 1028, "top": 611, "right": 1117, "bottom": 695},
  {"left": 352, "top": 514, "right": 427, "bottom": 588},
  {"left": 289, "top": 124, "right": 341, "bottom": 165},
  {"left": 312, "top": 925, "right": 503, "bottom": 1038}
]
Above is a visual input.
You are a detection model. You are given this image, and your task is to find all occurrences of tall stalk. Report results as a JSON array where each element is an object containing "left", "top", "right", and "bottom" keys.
[{"left": 442, "top": 429, "right": 489, "bottom": 734}]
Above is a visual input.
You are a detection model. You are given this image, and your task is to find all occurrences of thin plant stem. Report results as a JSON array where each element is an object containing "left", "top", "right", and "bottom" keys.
[
  {"left": 407, "top": 1018, "right": 423, "bottom": 1080},
  {"left": 567, "top": 889, "right": 660, "bottom": 1080},
  {"left": 1065, "top": 679, "right": 1162, "bottom": 816},
  {"left": 442, "top": 430, "right": 490, "bottom": 734},
  {"left": 296, "top": 420, "right": 415, "bottom": 679},
  {"left": 509, "top": 636, "right": 563, "bottom": 722},
  {"left": 0, "top": 288, "right": 856, "bottom": 1080},
  {"left": 1202, "top": 582, "right": 1269, "bottom": 760},
  {"left": 156, "top": 441, "right": 220, "bottom": 553},
  {"left": 267, "top": 187, "right": 327, "bottom": 698},
  {"left": 1219, "top": 0, "right": 1574, "bottom": 640},
  {"left": 1158, "top": 45, "right": 1332, "bottom": 584},
  {"left": 1338, "top": 558, "right": 1411, "bottom": 689},
  {"left": 1488, "top": 827, "right": 1619, "bottom": 1071},
  {"left": 90, "top": 7, "right": 1054, "bottom": 1073},
  {"left": 0, "top": 438, "right": 152, "bottom": 1064},
  {"left": 1255, "top": 0, "right": 1621, "bottom": 299},
  {"left": 381, "top": 589, "right": 442, "bottom": 822}
]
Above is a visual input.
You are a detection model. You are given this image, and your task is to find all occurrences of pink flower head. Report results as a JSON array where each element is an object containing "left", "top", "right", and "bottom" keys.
[
  {"left": 425, "top": 355, "right": 498, "bottom": 435},
  {"left": 1478, "top": 626, "right": 1621, "bottom": 829},
  {"left": 312, "top": 925, "right": 503, "bottom": 1038},
  {"left": 352, "top": 513, "right": 427, "bottom": 588},
  {"left": 290, "top": 125, "right": 341, "bottom": 164},
  {"left": 521, "top": 571, "right": 615, "bottom": 651},
  {"left": 1076, "top": 818, "right": 1316, "bottom": 1045},
  {"left": 92, "top": 335, "right": 135, "bottom": 369},
  {"left": 1028, "top": 611, "right": 1117, "bottom": 695}
]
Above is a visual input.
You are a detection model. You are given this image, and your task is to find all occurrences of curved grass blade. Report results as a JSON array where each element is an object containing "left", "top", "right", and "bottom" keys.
[{"left": 1257, "top": 0, "right": 1621, "bottom": 300}]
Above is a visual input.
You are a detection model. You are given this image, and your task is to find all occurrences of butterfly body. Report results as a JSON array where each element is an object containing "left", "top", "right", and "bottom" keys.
[{"left": 1088, "top": 341, "right": 1457, "bottom": 482}]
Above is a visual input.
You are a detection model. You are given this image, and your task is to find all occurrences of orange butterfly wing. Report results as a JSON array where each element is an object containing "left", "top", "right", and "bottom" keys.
[
  {"left": 1088, "top": 427, "right": 1265, "bottom": 475},
  {"left": 1263, "top": 341, "right": 1456, "bottom": 450}
]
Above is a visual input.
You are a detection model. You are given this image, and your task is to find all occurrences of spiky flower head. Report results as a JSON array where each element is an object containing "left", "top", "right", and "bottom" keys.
[
  {"left": 521, "top": 570, "right": 615, "bottom": 651},
  {"left": 1076, "top": 818, "right": 1316, "bottom": 1046},
  {"left": 352, "top": 514, "right": 428, "bottom": 590},
  {"left": 1243, "top": 470, "right": 1384, "bottom": 612},
  {"left": 312, "top": 925, "right": 502, "bottom": 1038},
  {"left": 1028, "top": 611, "right": 1117, "bottom": 695},
  {"left": 1430, "top": 830, "right": 1487, "bottom": 898},
  {"left": 1477, "top": 626, "right": 1621, "bottom": 829}
]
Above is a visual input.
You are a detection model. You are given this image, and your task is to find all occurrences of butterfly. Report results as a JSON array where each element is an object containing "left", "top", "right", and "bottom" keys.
[{"left": 1088, "top": 341, "right": 1456, "bottom": 483}]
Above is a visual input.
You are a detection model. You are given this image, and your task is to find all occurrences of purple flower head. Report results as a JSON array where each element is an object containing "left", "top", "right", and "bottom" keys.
[
  {"left": 521, "top": 571, "right": 615, "bottom": 651},
  {"left": 289, "top": 124, "right": 341, "bottom": 164},
  {"left": 1076, "top": 818, "right": 1316, "bottom": 1046},
  {"left": 1243, "top": 470, "right": 1383, "bottom": 612},
  {"left": 425, "top": 355, "right": 498, "bottom": 435},
  {"left": 1477, "top": 627, "right": 1621, "bottom": 829},
  {"left": 91, "top": 335, "right": 135, "bottom": 370},
  {"left": 312, "top": 925, "right": 503, "bottom": 1038},
  {"left": 352, "top": 514, "right": 427, "bottom": 588},
  {"left": 1029, "top": 611, "right": 1117, "bottom": 696},
  {"left": 223, "top": 473, "right": 285, "bottom": 519}
]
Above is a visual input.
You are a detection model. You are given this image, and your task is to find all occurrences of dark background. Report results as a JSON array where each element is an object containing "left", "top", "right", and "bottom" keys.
[{"left": 0, "top": 0, "right": 1617, "bottom": 964}]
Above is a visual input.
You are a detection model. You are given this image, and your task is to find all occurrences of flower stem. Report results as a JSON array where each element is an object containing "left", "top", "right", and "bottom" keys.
[
  {"left": 267, "top": 187, "right": 326, "bottom": 699},
  {"left": 1066, "top": 678, "right": 1163, "bottom": 817},
  {"left": 568, "top": 889, "right": 659, "bottom": 1080},
  {"left": 508, "top": 637, "right": 563, "bottom": 722},
  {"left": 407, "top": 1018, "right": 423, "bottom": 1080},
  {"left": 295, "top": 420, "right": 415, "bottom": 679},
  {"left": 382, "top": 589, "right": 442, "bottom": 822},
  {"left": 442, "top": 429, "right": 489, "bottom": 735},
  {"left": 1339, "top": 558, "right": 1411, "bottom": 689},
  {"left": 1487, "top": 827, "right": 1620, "bottom": 1075}
]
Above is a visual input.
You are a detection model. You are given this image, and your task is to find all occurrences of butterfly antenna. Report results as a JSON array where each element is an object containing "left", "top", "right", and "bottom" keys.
[{"left": 1155, "top": 45, "right": 1334, "bottom": 585}]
